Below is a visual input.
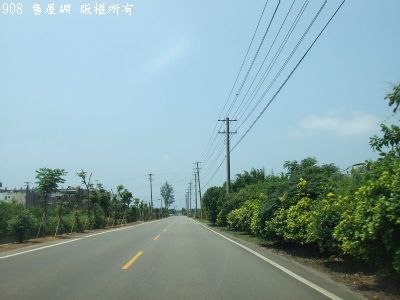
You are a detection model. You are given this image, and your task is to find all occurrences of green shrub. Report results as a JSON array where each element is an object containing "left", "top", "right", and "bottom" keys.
[
  {"left": 284, "top": 197, "right": 312, "bottom": 244},
  {"left": 7, "top": 208, "right": 36, "bottom": 243},
  {"left": 334, "top": 158, "right": 400, "bottom": 272},
  {"left": 265, "top": 206, "right": 287, "bottom": 240},
  {"left": 202, "top": 186, "right": 225, "bottom": 224},
  {"left": 265, "top": 178, "right": 313, "bottom": 244},
  {"left": 307, "top": 193, "right": 347, "bottom": 253},
  {"left": 227, "top": 208, "right": 241, "bottom": 230},
  {"left": 217, "top": 193, "right": 243, "bottom": 227}
]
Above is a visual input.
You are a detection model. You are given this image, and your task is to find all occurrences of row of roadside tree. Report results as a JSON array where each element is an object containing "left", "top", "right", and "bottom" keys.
[
  {"left": 0, "top": 171, "right": 175, "bottom": 243},
  {"left": 201, "top": 84, "right": 400, "bottom": 274}
]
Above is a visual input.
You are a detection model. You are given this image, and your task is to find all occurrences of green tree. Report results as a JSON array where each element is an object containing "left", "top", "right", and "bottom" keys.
[
  {"left": 334, "top": 84, "right": 400, "bottom": 272},
  {"left": 0, "top": 201, "right": 22, "bottom": 235},
  {"left": 77, "top": 170, "right": 93, "bottom": 217},
  {"left": 217, "top": 193, "right": 241, "bottom": 227},
  {"left": 92, "top": 183, "right": 112, "bottom": 218},
  {"left": 160, "top": 182, "right": 174, "bottom": 210},
  {"left": 307, "top": 193, "right": 347, "bottom": 253},
  {"left": 254, "top": 175, "right": 290, "bottom": 238},
  {"left": 370, "top": 84, "right": 400, "bottom": 157},
  {"left": 117, "top": 185, "right": 132, "bottom": 223},
  {"left": 110, "top": 193, "right": 122, "bottom": 225},
  {"left": 283, "top": 157, "right": 342, "bottom": 201},
  {"left": 55, "top": 188, "right": 72, "bottom": 235},
  {"left": 201, "top": 186, "right": 225, "bottom": 224},
  {"left": 35, "top": 168, "right": 67, "bottom": 235},
  {"left": 7, "top": 207, "right": 36, "bottom": 243},
  {"left": 231, "top": 168, "right": 266, "bottom": 192},
  {"left": 334, "top": 158, "right": 400, "bottom": 271}
]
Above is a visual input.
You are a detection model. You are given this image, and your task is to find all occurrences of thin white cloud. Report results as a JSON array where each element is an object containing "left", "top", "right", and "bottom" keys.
[
  {"left": 163, "top": 153, "right": 170, "bottom": 162},
  {"left": 290, "top": 112, "right": 381, "bottom": 137},
  {"left": 147, "top": 38, "right": 187, "bottom": 74}
]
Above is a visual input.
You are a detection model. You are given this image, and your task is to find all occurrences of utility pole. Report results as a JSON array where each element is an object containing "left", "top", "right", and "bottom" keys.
[
  {"left": 24, "top": 181, "right": 31, "bottom": 190},
  {"left": 194, "top": 172, "right": 198, "bottom": 218},
  {"left": 159, "top": 198, "right": 162, "bottom": 219},
  {"left": 185, "top": 191, "right": 189, "bottom": 216},
  {"left": 24, "top": 181, "right": 32, "bottom": 206},
  {"left": 194, "top": 162, "right": 202, "bottom": 218},
  {"left": 189, "top": 181, "right": 192, "bottom": 217},
  {"left": 218, "top": 117, "right": 237, "bottom": 194},
  {"left": 147, "top": 173, "right": 153, "bottom": 219}
]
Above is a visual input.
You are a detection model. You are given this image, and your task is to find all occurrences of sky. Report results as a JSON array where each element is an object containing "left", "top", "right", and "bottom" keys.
[{"left": 1, "top": 0, "right": 399, "bottom": 210}]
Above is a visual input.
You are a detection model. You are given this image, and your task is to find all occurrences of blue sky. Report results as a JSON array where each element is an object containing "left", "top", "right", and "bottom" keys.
[{"left": 1, "top": 0, "right": 399, "bottom": 209}]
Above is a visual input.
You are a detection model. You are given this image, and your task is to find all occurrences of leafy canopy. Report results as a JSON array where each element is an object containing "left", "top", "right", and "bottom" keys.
[
  {"left": 160, "top": 182, "right": 174, "bottom": 208},
  {"left": 36, "top": 168, "right": 67, "bottom": 195}
]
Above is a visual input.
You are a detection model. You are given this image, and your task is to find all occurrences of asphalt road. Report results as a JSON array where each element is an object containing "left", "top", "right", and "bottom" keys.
[{"left": 0, "top": 216, "right": 363, "bottom": 300}]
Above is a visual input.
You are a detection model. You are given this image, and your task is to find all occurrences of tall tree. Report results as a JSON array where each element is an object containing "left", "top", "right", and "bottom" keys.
[
  {"left": 370, "top": 83, "right": 400, "bottom": 157},
  {"left": 36, "top": 168, "right": 67, "bottom": 235},
  {"left": 93, "top": 183, "right": 112, "bottom": 217},
  {"left": 77, "top": 170, "right": 93, "bottom": 214},
  {"left": 117, "top": 185, "right": 132, "bottom": 223},
  {"left": 160, "top": 181, "right": 174, "bottom": 210},
  {"left": 202, "top": 186, "right": 225, "bottom": 224}
]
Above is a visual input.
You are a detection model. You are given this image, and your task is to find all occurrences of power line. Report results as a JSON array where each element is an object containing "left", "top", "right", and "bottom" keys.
[
  {"left": 201, "top": 158, "right": 225, "bottom": 191},
  {"left": 234, "top": 0, "right": 311, "bottom": 126},
  {"left": 218, "top": 0, "right": 269, "bottom": 120},
  {"left": 201, "top": 0, "right": 303, "bottom": 183},
  {"left": 204, "top": 142, "right": 225, "bottom": 173},
  {"left": 201, "top": 0, "right": 307, "bottom": 190},
  {"left": 199, "top": 1, "right": 269, "bottom": 162},
  {"left": 232, "top": 0, "right": 297, "bottom": 119},
  {"left": 203, "top": 134, "right": 224, "bottom": 165},
  {"left": 202, "top": 1, "right": 279, "bottom": 164},
  {"left": 225, "top": 0, "right": 281, "bottom": 118},
  {"left": 198, "top": 0, "right": 346, "bottom": 193},
  {"left": 236, "top": 0, "right": 324, "bottom": 131},
  {"left": 232, "top": 0, "right": 346, "bottom": 152}
]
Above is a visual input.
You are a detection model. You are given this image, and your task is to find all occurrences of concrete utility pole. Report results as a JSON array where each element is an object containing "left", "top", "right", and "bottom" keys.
[
  {"left": 218, "top": 117, "right": 237, "bottom": 194},
  {"left": 159, "top": 198, "right": 162, "bottom": 219},
  {"left": 189, "top": 181, "right": 192, "bottom": 217},
  {"left": 24, "top": 181, "right": 32, "bottom": 205},
  {"left": 194, "top": 162, "right": 202, "bottom": 218},
  {"left": 24, "top": 181, "right": 31, "bottom": 190},
  {"left": 147, "top": 174, "right": 153, "bottom": 218},
  {"left": 186, "top": 191, "right": 190, "bottom": 216},
  {"left": 194, "top": 172, "right": 198, "bottom": 218}
]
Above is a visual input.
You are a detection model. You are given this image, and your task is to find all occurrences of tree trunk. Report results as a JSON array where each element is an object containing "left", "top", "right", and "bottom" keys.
[{"left": 43, "top": 194, "right": 48, "bottom": 236}]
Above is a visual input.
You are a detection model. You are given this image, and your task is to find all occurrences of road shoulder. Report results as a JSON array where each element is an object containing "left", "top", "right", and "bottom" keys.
[
  {"left": 0, "top": 220, "right": 160, "bottom": 258},
  {"left": 193, "top": 218, "right": 366, "bottom": 300}
]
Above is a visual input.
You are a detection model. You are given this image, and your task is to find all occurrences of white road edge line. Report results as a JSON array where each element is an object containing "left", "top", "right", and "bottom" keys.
[
  {"left": 193, "top": 219, "right": 343, "bottom": 300},
  {"left": 0, "top": 220, "right": 160, "bottom": 260}
]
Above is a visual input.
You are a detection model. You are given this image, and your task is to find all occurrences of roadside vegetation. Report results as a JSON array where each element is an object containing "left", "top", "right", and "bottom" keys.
[
  {"left": 0, "top": 173, "right": 175, "bottom": 243},
  {"left": 202, "top": 84, "right": 400, "bottom": 275}
]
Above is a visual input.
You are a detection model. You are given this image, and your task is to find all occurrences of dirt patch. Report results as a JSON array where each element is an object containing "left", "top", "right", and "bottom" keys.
[
  {"left": 0, "top": 235, "right": 72, "bottom": 252},
  {"left": 0, "top": 221, "right": 145, "bottom": 253}
]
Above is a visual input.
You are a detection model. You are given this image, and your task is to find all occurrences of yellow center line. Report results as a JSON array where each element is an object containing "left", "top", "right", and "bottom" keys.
[
  {"left": 153, "top": 234, "right": 160, "bottom": 241},
  {"left": 121, "top": 250, "right": 143, "bottom": 270}
]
